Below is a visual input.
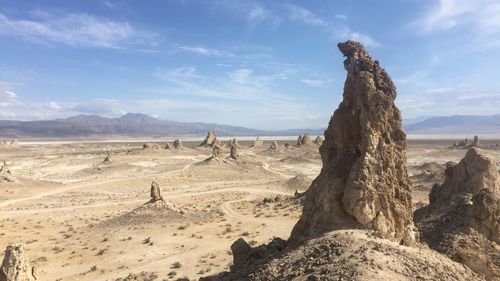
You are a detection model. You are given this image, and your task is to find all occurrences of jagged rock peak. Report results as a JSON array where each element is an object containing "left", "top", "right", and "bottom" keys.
[
  {"left": 0, "top": 243, "right": 36, "bottom": 281},
  {"left": 199, "top": 131, "right": 219, "bottom": 147},
  {"left": 289, "top": 40, "right": 415, "bottom": 245},
  {"left": 314, "top": 136, "right": 323, "bottom": 145},
  {"left": 430, "top": 147, "right": 499, "bottom": 203}
]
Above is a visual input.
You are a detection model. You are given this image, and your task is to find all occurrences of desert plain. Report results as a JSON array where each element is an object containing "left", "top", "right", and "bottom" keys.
[{"left": 1, "top": 137, "right": 499, "bottom": 281}]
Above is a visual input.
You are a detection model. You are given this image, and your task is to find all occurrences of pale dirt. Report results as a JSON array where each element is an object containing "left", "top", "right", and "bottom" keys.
[{"left": 0, "top": 139, "right": 499, "bottom": 280}]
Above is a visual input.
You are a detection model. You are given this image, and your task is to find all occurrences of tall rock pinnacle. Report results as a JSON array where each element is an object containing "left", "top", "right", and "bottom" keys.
[{"left": 289, "top": 40, "right": 416, "bottom": 245}]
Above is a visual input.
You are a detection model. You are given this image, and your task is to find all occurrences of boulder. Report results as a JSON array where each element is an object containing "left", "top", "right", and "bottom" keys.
[
  {"left": 164, "top": 142, "right": 171, "bottom": 150},
  {"left": 289, "top": 40, "right": 416, "bottom": 245},
  {"left": 0, "top": 243, "right": 36, "bottom": 281}
]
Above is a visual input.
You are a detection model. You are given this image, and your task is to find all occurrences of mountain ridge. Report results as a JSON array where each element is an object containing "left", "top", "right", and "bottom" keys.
[{"left": 0, "top": 113, "right": 325, "bottom": 138}]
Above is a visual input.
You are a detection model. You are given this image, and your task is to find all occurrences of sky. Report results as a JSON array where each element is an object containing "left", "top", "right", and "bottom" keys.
[{"left": 1, "top": 0, "right": 500, "bottom": 130}]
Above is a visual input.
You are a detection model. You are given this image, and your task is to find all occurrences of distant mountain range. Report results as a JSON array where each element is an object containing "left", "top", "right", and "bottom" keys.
[
  {"left": 0, "top": 113, "right": 324, "bottom": 138},
  {"left": 0, "top": 113, "right": 499, "bottom": 139},
  {"left": 404, "top": 115, "right": 500, "bottom": 134}
]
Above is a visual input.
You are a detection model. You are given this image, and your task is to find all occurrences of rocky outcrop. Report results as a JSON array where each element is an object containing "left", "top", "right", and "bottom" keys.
[
  {"left": 313, "top": 136, "right": 323, "bottom": 145},
  {"left": 202, "top": 230, "right": 483, "bottom": 281},
  {"left": 229, "top": 144, "right": 239, "bottom": 160},
  {"left": 268, "top": 141, "right": 278, "bottom": 151},
  {"left": 296, "top": 135, "right": 303, "bottom": 146},
  {"left": 251, "top": 137, "right": 263, "bottom": 147},
  {"left": 472, "top": 135, "right": 480, "bottom": 147},
  {"left": 142, "top": 143, "right": 160, "bottom": 150},
  {"left": 430, "top": 148, "right": 499, "bottom": 203},
  {"left": 211, "top": 145, "right": 222, "bottom": 159},
  {"left": 164, "top": 142, "right": 171, "bottom": 150},
  {"left": 8, "top": 139, "right": 17, "bottom": 146},
  {"left": 0, "top": 243, "right": 36, "bottom": 281},
  {"left": 289, "top": 40, "right": 416, "bottom": 245},
  {"left": 0, "top": 161, "right": 15, "bottom": 183},
  {"left": 149, "top": 181, "right": 163, "bottom": 202},
  {"left": 173, "top": 139, "right": 183, "bottom": 149},
  {"left": 230, "top": 138, "right": 240, "bottom": 147},
  {"left": 301, "top": 133, "right": 312, "bottom": 145},
  {"left": 415, "top": 148, "right": 500, "bottom": 280},
  {"left": 199, "top": 131, "right": 219, "bottom": 147}
]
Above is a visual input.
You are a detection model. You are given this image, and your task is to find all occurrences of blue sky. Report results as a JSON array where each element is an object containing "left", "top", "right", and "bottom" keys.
[{"left": 1, "top": 0, "right": 500, "bottom": 130}]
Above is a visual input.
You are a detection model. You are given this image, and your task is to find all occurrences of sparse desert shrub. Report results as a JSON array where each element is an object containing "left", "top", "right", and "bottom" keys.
[{"left": 171, "top": 261, "right": 182, "bottom": 269}]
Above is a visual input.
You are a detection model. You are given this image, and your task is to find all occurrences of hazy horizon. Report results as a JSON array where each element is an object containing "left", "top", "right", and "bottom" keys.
[{"left": 1, "top": 0, "right": 500, "bottom": 130}]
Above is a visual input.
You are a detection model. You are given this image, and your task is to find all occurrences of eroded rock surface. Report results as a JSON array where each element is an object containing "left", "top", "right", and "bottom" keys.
[
  {"left": 0, "top": 243, "right": 36, "bottom": 281},
  {"left": 289, "top": 40, "right": 415, "bottom": 245},
  {"left": 415, "top": 148, "right": 500, "bottom": 280},
  {"left": 430, "top": 148, "right": 499, "bottom": 203},
  {"left": 201, "top": 230, "right": 483, "bottom": 281},
  {"left": 199, "top": 131, "right": 219, "bottom": 147}
]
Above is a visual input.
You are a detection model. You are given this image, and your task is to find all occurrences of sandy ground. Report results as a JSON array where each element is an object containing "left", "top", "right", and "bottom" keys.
[{"left": 1, "top": 138, "right": 499, "bottom": 281}]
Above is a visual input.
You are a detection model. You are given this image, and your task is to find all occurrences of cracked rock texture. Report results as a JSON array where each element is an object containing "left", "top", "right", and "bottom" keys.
[
  {"left": 415, "top": 148, "right": 500, "bottom": 280},
  {"left": 289, "top": 40, "right": 416, "bottom": 245},
  {"left": 0, "top": 244, "right": 36, "bottom": 281}
]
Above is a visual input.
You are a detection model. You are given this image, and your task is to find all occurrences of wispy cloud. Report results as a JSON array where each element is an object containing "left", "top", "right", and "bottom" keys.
[
  {"left": 301, "top": 79, "right": 325, "bottom": 87},
  {"left": 286, "top": 4, "right": 327, "bottom": 27},
  {"left": 0, "top": 11, "right": 157, "bottom": 50},
  {"left": 413, "top": 0, "right": 500, "bottom": 47},
  {"left": 283, "top": 3, "right": 380, "bottom": 47},
  {"left": 176, "top": 45, "right": 236, "bottom": 57}
]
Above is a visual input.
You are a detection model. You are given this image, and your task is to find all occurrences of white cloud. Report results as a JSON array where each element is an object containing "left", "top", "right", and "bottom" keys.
[
  {"left": 0, "top": 11, "right": 156, "bottom": 49},
  {"left": 335, "top": 14, "right": 347, "bottom": 20},
  {"left": 176, "top": 45, "right": 235, "bottom": 57},
  {"left": 301, "top": 79, "right": 325, "bottom": 87},
  {"left": 286, "top": 3, "right": 327, "bottom": 27},
  {"left": 283, "top": 3, "right": 379, "bottom": 47},
  {"left": 0, "top": 91, "right": 17, "bottom": 99},
  {"left": 397, "top": 83, "right": 500, "bottom": 119},
  {"left": 414, "top": 0, "right": 500, "bottom": 46}
]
